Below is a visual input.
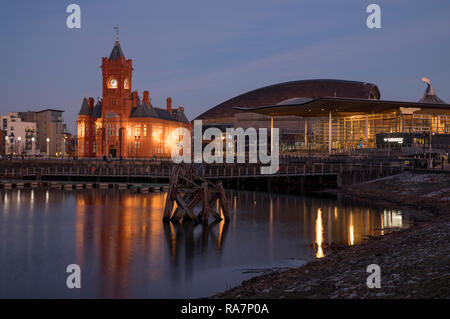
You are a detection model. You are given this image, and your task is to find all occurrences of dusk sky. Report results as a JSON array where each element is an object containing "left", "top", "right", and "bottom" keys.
[{"left": 1, "top": 0, "right": 449, "bottom": 134}]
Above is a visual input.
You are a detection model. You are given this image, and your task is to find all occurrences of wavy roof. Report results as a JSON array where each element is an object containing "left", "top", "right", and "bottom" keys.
[{"left": 195, "top": 79, "right": 380, "bottom": 121}]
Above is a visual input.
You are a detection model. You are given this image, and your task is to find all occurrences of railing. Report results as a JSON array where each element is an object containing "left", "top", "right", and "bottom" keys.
[{"left": 0, "top": 162, "right": 406, "bottom": 180}]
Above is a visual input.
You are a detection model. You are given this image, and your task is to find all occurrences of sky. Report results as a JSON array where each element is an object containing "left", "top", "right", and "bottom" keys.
[{"left": 0, "top": 0, "right": 450, "bottom": 134}]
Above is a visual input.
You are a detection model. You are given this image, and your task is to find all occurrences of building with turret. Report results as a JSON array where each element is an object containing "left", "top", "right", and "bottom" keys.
[{"left": 77, "top": 37, "right": 190, "bottom": 158}]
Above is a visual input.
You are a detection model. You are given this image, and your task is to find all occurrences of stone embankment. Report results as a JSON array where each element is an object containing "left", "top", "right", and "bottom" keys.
[{"left": 214, "top": 171, "right": 450, "bottom": 299}]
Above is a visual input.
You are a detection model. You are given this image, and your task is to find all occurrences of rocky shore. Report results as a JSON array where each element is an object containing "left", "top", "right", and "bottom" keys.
[{"left": 214, "top": 171, "right": 450, "bottom": 299}]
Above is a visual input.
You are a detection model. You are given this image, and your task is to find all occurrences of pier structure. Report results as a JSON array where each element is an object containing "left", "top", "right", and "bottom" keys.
[{"left": 0, "top": 159, "right": 408, "bottom": 194}]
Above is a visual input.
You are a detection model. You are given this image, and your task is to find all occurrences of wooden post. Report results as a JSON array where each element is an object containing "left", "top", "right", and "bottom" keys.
[
  {"left": 201, "top": 182, "right": 209, "bottom": 223},
  {"left": 163, "top": 166, "right": 180, "bottom": 222},
  {"left": 217, "top": 181, "right": 230, "bottom": 221}
]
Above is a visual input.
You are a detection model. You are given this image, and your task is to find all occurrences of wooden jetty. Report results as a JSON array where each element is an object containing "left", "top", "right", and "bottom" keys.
[{"left": 163, "top": 165, "right": 230, "bottom": 224}]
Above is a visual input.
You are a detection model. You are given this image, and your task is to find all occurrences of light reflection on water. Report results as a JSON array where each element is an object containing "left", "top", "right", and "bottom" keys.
[{"left": 0, "top": 189, "right": 408, "bottom": 298}]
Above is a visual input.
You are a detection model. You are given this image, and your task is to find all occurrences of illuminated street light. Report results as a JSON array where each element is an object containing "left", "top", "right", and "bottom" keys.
[{"left": 46, "top": 137, "right": 50, "bottom": 158}]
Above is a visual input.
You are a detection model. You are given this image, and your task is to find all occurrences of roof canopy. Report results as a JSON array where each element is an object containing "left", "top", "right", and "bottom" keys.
[{"left": 234, "top": 97, "right": 450, "bottom": 117}]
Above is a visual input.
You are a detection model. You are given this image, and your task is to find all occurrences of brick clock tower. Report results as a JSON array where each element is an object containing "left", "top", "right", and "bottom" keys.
[
  {"left": 99, "top": 35, "right": 133, "bottom": 157},
  {"left": 77, "top": 27, "right": 191, "bottom": 159}
]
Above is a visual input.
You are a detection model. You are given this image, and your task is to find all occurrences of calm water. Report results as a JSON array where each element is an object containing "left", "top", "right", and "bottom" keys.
[{"left": 0, "top": 188, "right": 407, "bottom": 298}]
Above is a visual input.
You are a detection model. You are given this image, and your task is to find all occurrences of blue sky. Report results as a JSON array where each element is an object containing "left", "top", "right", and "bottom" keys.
[{"left": 1, "top": 0, "right": 450, "bottom": 133}]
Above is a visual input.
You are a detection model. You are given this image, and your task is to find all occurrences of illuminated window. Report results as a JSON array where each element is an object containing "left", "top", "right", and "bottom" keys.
[
  {"left": 135, "top": 124, "right": 141, "bottom": 137},
  {"left": 143, "top": 125, "right": 147, "bottom": 137}
]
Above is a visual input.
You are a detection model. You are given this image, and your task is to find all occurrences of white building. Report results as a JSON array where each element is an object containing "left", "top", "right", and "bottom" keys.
[{"left": 1, "top": 112, "right": 37, "bottom": 155}]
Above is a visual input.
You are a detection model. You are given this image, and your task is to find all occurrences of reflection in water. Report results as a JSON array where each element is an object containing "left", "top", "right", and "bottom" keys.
[
  {"left": 349, "top": 212, "right": 354, "bottom": 246},
  {"left": 315, "top": 209, "right": 324, "bottom": 258},
  {"left": 0, "top": 188, "right": 408, "bottom": 298}
]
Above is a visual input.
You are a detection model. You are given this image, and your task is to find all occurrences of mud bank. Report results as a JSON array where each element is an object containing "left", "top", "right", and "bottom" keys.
[{"left": 213, "top": 171, "right": 450, "bottom": 299}]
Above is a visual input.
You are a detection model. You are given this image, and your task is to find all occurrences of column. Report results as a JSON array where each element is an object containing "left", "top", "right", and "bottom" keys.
[
  {"left": 329, "top": 111, "right": 332, "bottom": 154},
  {"left": 270, "top": 116, "right": 274, "bottom": 154},
  {"left": 365, "top": 113, "right": 369, "bottom": 148},
  {"left": 304, "top": 118, "right": 308, "bottom": 148}
]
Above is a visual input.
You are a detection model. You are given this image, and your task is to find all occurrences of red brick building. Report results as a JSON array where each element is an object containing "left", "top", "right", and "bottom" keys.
[{"left": 77, "top": 39, "right": 191, "bottom": 158}]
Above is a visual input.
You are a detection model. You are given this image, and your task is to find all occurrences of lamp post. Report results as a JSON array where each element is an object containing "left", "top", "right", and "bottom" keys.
[
  {"left": 62, "top": 136, "right": 66, "bottom": 158},
  {"left": 46, "top": 137, "right": 50, "bottom": 158},
  {"left": 31, "top": 137, "right": 35, "bottom": 157},
  {"left": 17, "top": 136, "right": 22, "bottom": 156},
  {"left": 429, "top": 131, "right": 435, "bottom": 169}
]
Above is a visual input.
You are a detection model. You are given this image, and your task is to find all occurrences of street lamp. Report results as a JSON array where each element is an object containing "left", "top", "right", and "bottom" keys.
[
  {"left": 17, "top": 136, "right": 22, "bottom": 156},
  {"left": 62, "top": 136, "right": 66, "bottom": 158},
  {"left": 46, "top": 137, "right": 50, "bottom": 158},
  {"left": 31, "top": 137, "right": 35, "bottom": 156}
]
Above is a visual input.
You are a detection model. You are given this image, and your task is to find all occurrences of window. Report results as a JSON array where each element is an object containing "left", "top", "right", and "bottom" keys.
[
  {"left": 143, "top": 125, "right": 147, "bottom": 137},
  {"left": 135, "top": 124, "right": 141, "bottom": 137},
  {"left": 80, "top": 142, "right": 84, "bottom": 153},
  {"left": 129, "top": 141, "right": 133, "bottom": 154},
  {"left": 93, "top": 142, "right": 97, "bottom": 153},
  {"left": 116, "top": 124, "right": 119, "bottom": 136}
]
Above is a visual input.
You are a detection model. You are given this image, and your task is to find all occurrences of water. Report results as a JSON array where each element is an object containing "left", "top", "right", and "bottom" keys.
[{"left": 0, "top": 188, "right": 408, "bottom": 298}]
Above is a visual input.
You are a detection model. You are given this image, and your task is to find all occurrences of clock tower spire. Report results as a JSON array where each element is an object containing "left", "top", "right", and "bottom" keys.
[{"left": 101, "top": 27, "right": 133, "bottom": 118}]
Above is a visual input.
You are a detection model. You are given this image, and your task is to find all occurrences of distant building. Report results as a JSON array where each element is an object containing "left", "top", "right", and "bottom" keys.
[
  {"left": 0, "top": 130, "right": 5, "bottom": 156},
  {"left": 236, "top": 79, "right": 449, "bottom": 152},
  {"left": 0, "top": 112, "right": 37, "bottom": 155},
  {"left": 195, "top": 79, "right": 380, "bottom": 152},
  {"left": 9, "top": 109, "right": 68, "bottom": 156},
  {"left": 196, "top": 78, "right": 450, "bottom": 152},
  {"left": 77, "top": 36, "right": 191, "bottom": 158},
  {"left": 34, "top": 109, "right": 67, "bottom": 156}
]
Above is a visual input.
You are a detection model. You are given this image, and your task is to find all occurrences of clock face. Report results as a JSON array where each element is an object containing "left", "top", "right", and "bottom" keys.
[{"left": 109, "top": 78, "right": 118, "bottom": 88}]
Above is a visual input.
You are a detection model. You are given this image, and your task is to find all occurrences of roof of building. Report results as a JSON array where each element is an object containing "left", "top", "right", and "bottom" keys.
[
  {"left": 36, "top": 109, "right": 65, "bottom": 113},
  {"left": 130, "top": 102, "right": 159, "bottom": 118},
  {"left": 129, "top": 100, "right": 190, "bottom": 123},
  {"left": 109, "top": 41, "right": 125, "bottom": 61},
  {"left": 195, "top": 79, "right": 381, "bottom": 121},
  {"left": 91, "top": 100, "right": 102, "bottom": 118},
  {"left": 77, "top": 95, "right": 189, "bottom": 123},
  {"left": 418, "top": 78, "right": 446, "bottom": 104},
  {"left": 78, "top": 97, "right": 91, "bottom": 116},
  {"left": 234, "top": 97, "right": 449, "bottom": 118}
]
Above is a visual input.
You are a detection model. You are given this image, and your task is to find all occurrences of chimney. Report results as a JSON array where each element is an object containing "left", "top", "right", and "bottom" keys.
[
  {"left": 132, "top": 91, "right": 138, "bottom": 107},
  {"left": 166, "top": 97, "right": 173, "bottom": 112},
  {"left": 178, "top": 105, "right": 184, "bottom": 113},
  {"left": 143, "top": 90, "right": 150, "bottom": 105},
  {"left": 88, "top": 97, "right": 95, "bottom": 111}
]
